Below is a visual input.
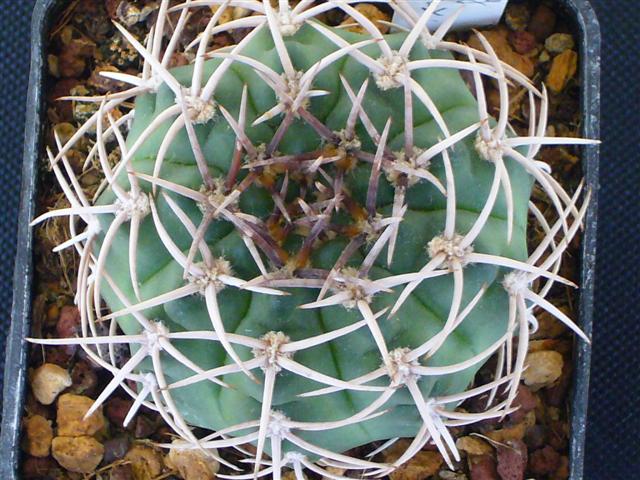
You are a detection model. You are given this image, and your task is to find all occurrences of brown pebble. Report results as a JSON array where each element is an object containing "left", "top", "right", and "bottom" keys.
[
  {"left": 506, "top": 386, "right": 537, "bottom": 424},
  {"left": 70, "top": 360, "right": 99, "bottom": 396},
  {"left": 552, "top": 455, "right": 570, "bottom": 480},
  {"left": 504, "top": 4, "right": 530, "bottom": 31},
  {"left": 56, "top": 305, "right": 80, "bottom": 338},
  {"left": 340, "top": 4, "right": 390, "bottom": 34},
  {"left": 22, "top": 456, "right": 58, "bottom": 479},
  {"left": 456, "top": 436, "right": 493, "bottom": 456},
  {"left": 524, "top": 424, "right": 547, "bottom": 450},
  {"left": 509, "top": 31, "right": 537, "bottom": 55},
  {"left": 22, "top": 415, "right": 53, "bottom": 457},
  {"left": 165, "top": 440, "right": 220, "bottom": 480},
  {"left": 469, "top": 454, "right": 498, "bottom": 480},
  {"left": 486, "top": 421, "right": 527, "bottom": 443},
  {"left": 135, "top": 414, "right": 158, "bottom": 438},
  {"left": 111, "top": 463, "right": 135, "bottom": 480},
  {"left": 496, "top": 440, "right": 527, "bottom": 480},
  {"left": 57, "top": 393, "right": 105, "bottom": 437},
  {"left": 529, "top": 445, "right": 561, "bottom": 475},
  {"left": 103, "top": 435, "right": 131, "bottom": 464},
  {"left": 30, "top": 363, "right": 72, "bottom": 405},
  {"left": 51, "top": 435, "right": 104, "bottom": 474},
  {"left": 124, "top": 444, "right": 164, "bottom": 480},
  {"left": 468, "top": 28, "right": 534, "bottom": 77},
  {"left": 545, "top": 33, "right": 575, "bottom": 54},
  {"left": 106, "top": 397, "right": 134, "bottom": 428},
  {"left": 546, "top": 50, "right": 578, "bottom": 93},
  {"left": 523, "top": 351, "right": 564, "bottom": 389},
  {"left": 388, "top": 450, "right": 444, "bottom": 480},
  {"left": 528, "top": 5, "right": 557, "bottom": 41}
]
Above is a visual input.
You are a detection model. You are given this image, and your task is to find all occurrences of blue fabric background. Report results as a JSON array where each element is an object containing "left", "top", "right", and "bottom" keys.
[{"left": 0, "top": 1, "right": 637, "bottom": 477}]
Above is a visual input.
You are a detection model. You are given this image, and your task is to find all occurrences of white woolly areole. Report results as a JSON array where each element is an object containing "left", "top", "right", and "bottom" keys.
[
  {"left": 86, "top": 216, "right": 102, "bottom": 236},
  {"left": 374, "top": 52, "right": 409, "bottom": 90},
  {"left": 332, "top": 267, "right": 372, "bottom": 309},
  {"left": 386, "top": 147, "right": 428, "bottom": 186},
  {"left": 336, "top": 129, "right": 362, "bottom": 153},
  {"left": 198, "top": 179, "right": 234, "bottom": 215},
  {"left": 253, "top": 331, "right": 292, "bottom": 371},
  {"left": 386, "top": 347, "right": 420, "bottom": 385},
  {"left": 266, "top": 410, "right": 291, "bottom": 438},
  {"left": 280, "top": 71, "right": 307, "bottom": 111},
  {"left": 142, "top": 321, "right": 170, "bottom": 351},
  {"left": 187, "top": 258, "right": 233, "bottom": 294},
  {"left": 181, "top": 93, "right": 217, "bottom": 124},
  {"left": 502, "top": 271, "right": 531, "bottom": 296},
  {"left": 474, "top": 131, "right": 503, "bottom": 163},
  {"left": 427, "top": 234, "right": 473, "bottom": 267},
  {"left": 278, "top": 6, "right": 302, "bottom": 37},
  {"left": 115, "top": 192, "right": 150, "bottom": 220}
]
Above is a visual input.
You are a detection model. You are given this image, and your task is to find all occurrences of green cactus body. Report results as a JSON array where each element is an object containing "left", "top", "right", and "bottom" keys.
[{"left": 96, "top": 24, "right": 533, "bottom": 454}]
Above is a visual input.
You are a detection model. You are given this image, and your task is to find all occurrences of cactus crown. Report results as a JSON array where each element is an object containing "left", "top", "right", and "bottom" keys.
[{"left": 32, "top": 0, "right": 595, "bottom": 477}]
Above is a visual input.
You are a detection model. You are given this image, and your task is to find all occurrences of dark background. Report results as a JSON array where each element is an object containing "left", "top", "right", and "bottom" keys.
[{"left": 0, "top": 1, "right": 638, "bottom": 478}]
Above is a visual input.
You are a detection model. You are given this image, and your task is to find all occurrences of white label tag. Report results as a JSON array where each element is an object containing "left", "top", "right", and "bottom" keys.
[{"left": 392, "top": 0, "right": 508, "bottom": 31}]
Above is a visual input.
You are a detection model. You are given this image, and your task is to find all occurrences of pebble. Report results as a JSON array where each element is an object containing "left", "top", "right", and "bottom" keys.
[
  {"left": 22, "top": 456, "right": 59, "bottom": 479},
  {"left": 546, "top": 49, "right": 578, "bottom": 93},
  {"left": 468, "top": 28, "right": 534, "bottom": 78},
  {"left": 439, "top": 471, "right": 468, "bottom": 480},
  {"left": 456, "top": 436, "right": 493, "bottom": 456},
  {"left": 51, "top": 435, "right": 104, "bottom": 474},
  {"left": 509, "top": 31, "right": 537, "bottom": 55},
  {"left": 529, "top": 445, "right": 561, "bottom": 475},
  {"left": 30, "top": 363, "right": 72, "bottom": 405},
  {"left": 134, "top": 414, "right": 158, "bottom": 438},
  {"left": 527, "top": 4, "right": 557, "bottom": 41},
  {"left": 496, "top": 440, "right": 527, "bottom": 480},
  {"left": 124, "top": 444, "right": 164, "bottom": 480},
  {"left": 504, "top": 4, "right": 530, "bottom": 31},
  {"left": 524, "top": 424, "right": 547, "bottom": 450},
  {"left": 111, "top": 463, "right": 136, "bottom": 480},
  {"left": 22, "top": 415, "right": 53, "bottom": 457},
  {"left": 545, "top": 33, "right": 575, "bottom": 54},
  {"left": 165, "top": 440, "right": 220, "bottom": 480},
  {"left": 389, "top": 450, "right": 444, "bottom": 480},
  {"left": 469, "top": 454, "right": 498, "bottom": 480},
  {"left": 340, "top": 4, "right": 391, "bottom": 34},
  {"left": 523, "top": 351, "right": 564, "bottom": 389},
  {"left": 70, "top": 360, "right": 99, "bottom": 396},
  {"left": 106, "top": 396, "right": 134, "bottom": 427},
  {"left": 57, "top": 393, "right": 105, "bottom": 437},
  {"left": 103, "top": 435, "right": 131, "bottom": 464}
]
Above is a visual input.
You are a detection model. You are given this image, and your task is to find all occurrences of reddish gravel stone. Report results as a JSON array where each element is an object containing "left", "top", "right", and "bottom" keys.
[
  {"left": 470, "top": 454, "right": 499, "bottom": 480},
  {"left": 496, "top": 440, "right": 527, "bottom": 480},
  {"left": 529, "top": 445, "right": 561, "bottom": 475}
]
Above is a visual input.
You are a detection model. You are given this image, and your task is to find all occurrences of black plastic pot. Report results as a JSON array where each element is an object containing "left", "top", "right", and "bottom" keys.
[{"left": 0, "top": 0, "right": 600, "bottom": 478}]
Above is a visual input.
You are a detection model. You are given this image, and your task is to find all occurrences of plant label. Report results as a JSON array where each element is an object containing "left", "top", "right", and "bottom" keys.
[{"left": 391, "top": 0, "right": 509, "bottom": 31}]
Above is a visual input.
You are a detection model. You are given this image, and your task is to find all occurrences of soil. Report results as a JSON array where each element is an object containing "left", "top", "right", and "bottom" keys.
[{"left": 22, "top": 1, "right": 586, "bottom": 479}]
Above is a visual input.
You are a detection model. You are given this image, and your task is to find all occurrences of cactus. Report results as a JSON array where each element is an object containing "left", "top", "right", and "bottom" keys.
[{"left": 32, "top": 1, "right": 596, "bottom": 476}]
